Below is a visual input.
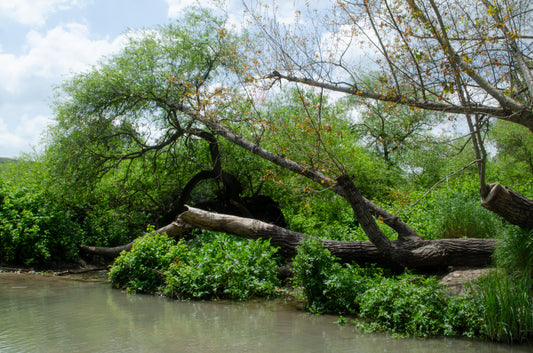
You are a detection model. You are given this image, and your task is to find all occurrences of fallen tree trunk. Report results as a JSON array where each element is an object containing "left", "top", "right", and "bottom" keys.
[
  {"left": 179, "top": 206, "right": 496, "bottom": 270},
  {"left": 81, "top": 206, "right": 497, "bottom": 271},
  {"left": 78, "top": 220, "right": 194, "bottom": 258},
  {"left": 481, "top": 183, "right": 533, "bottom": 229}
]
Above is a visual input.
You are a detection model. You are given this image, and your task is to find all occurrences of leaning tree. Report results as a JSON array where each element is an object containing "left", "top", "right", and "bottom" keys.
[{"left": 53, "top": 8, "right": 502, "bottom": 271}]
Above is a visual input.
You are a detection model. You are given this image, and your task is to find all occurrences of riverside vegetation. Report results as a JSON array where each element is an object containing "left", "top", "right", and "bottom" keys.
[
  {"left": 2, "top": 145, "right": 532, "bottom": 344},
  {"left": 2, "top": 3, "right": 533, "bottom": 345}
]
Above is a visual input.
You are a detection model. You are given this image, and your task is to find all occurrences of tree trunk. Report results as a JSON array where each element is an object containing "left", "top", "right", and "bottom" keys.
[
  {"left": 179, "top": 206, "right": 496, "bottom": 271},
  {"left": 79, "top": 220, "right": 193, "bottom": 258},
  {"left": 481, "top": 183, "right": 533, "bottom": 230},
  {"left": 80, "top": 206, "right": 496, "bottom": 270}
]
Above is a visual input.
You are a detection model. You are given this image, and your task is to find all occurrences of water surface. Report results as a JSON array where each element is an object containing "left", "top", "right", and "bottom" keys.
[{"left": 0, "top": 272, "right": 529, "bottom": 353}]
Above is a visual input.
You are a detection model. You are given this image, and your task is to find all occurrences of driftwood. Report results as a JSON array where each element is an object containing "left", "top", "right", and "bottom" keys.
[{"left": 81, "top": 206, "right": 497, "bottom": 271}]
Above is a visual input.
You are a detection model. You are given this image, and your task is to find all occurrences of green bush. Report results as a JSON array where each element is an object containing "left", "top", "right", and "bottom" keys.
[
  {"left": 0, "top": 180, "right": 82, "bottom": 266},
  {"left": 164, "top": 233, "right": 280, "bottom": 300},
  {"left": 292, "top": 236, "right": 378, "bottom": 313},
  {"left": 291, "top": 237, "right": 503, "bottom": 339},
  {"left": 358, "top": 274, "right": 448, "bottom": 337},
  {"left": 292, "top": 236, "right": 337, "bottom": 311},
  {"left": 443, "top": 293, "right": 483, "bottom": 338},
  {"left": 109, "top": 232, "right": 281, "bottom": 300},
  {"left": 108, "top": 233, "right": 185, "bottom": 293}
]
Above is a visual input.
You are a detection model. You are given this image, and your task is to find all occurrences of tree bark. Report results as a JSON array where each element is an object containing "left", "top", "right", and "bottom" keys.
[
  {"left": 79, "top": 220, "right": 193, "bottom": 258},
  {"left": 481, "top": 183, "right": 533, "bottom": 230},
  {"left": 80, "top": 206, "right": 496, "bottom": 270},
  {"left": 179, "top": 206, "right": 495, "bottom": 270}
]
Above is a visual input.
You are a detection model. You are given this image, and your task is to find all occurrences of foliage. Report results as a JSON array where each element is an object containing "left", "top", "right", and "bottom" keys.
[
  {"left": 291, "top": 236, "right": 337, "bottom": 311},
  {"left": 473, "top": 270, "right": 533, "bottom": 343},
  {"left": 433, "top": 192, "right": 502, "bottom": 239},
  {"left": 349, "top": 80, "right": 447, "bottom": 169},
  {"left": 109, "top": 231, "right": 280, "bottom": 299},
  {"left": 47, "top": 7, "right": 245, "bottom": 192},
  {"left": 358, "top": 274, "right": 449, "bottom": 337},
  {"left": 284, "top": 194, "right": 363, "bottom": 241},
  {"left": 164, "top": 232, "right": 280, "bottom": 300},
  {"left": 292, "top": 237, "right": 383, "bottom": 313},
  {"left": 291, "top": 238, "right": 531, "bottom": 341},
  {"left": 393, "top": 179, "right": 504, "bottom": 240},
  {"left": 109, "top": 232, "right": 186, "bottom": 293},
  {"left": 490, "top": 120, "right": 533, "bottom": 179},
  {"left": 258, "top": 87, "right": 399, "bottom": 200},
  {"left": 442, "top": 293, "right": 484, "bottom": 338},
  {"left": 0, "top": 177, "right": 82, "bottom": 266},
  {"left": 494, "top": 226, "right": 533, "bottom": 273}
]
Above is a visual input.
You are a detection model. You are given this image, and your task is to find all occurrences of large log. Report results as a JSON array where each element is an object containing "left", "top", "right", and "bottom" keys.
[
  {"left": 80, "top": 206, "right": 496, "bottom": 271},
  {"left": 78, "top": 220, "right": 193, "bottom": 258},
  {"left": 179, "top": 207, "right": 496, "bottom": 270}
]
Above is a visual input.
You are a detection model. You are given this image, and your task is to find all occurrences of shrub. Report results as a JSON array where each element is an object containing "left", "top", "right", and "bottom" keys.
[
  {"left": 110, "top": 232, "right": 281, "bottom": 300},
  {"left": 109, "top": 233, "right": 185, "bottom": 293},
  {"left": 292, "top": 236, "right": 338, "bottom": 311},
  {"left": 292, "top": 236, "right": 379, "bottom": 314},
  {"left": 164, "top": 233, "right": 280, "bottom": 300},
  {"left": 443, "top": 293, "right": 483, "bottom": 338},
  {"left": 291, "top": 237, "right": 502, "bottom": 339},
  {"left": 357, "top": 274, "right": 449, "bottom": 337},
  {"left": 0, "top": 181, "right": 82, "bottom": 266}
]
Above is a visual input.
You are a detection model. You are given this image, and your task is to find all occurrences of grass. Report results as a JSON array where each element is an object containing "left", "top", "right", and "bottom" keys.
[{"left": 474, "top": 269, "right": 533, "bottom": 343}]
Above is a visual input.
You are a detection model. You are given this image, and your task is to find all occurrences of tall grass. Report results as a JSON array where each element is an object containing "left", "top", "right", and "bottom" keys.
[
  {"left": 474, "top": 270, "right": 533, "bottom": 343},
  {"left": 399, "top": 187, "right": 504, "bottom": 240},
  {"left": 494, "top": 226, "right": 533, "bottom": 273},
  {"left": 438, "top": 193, "right": 502, "bottom": 239}
]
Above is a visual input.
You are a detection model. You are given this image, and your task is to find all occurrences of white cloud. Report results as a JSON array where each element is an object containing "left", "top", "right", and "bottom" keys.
[
  {"left": 165, "top": 0, "right": 205, "bottom": 18},
  {"left": 0, "top": 0, "right": 86, "bottom": 26},
  {"left": 0, "top": 115, "right": 51, "bottom": 157},
  {"left": 0, "top": 23, "right": 125, "bottom": 98},
  {"left": 0, "top": 22, "right": 127, "bottom": 157}
]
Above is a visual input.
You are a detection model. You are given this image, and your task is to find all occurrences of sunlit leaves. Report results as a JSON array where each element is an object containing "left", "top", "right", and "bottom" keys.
[{"left": 49, "top": 8, "right": 248, "bottom": 185}]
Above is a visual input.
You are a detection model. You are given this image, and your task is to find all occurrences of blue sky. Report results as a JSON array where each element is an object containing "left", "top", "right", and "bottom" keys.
[{"left": 0, "top": 0, "right": 247, "bottom": 158}]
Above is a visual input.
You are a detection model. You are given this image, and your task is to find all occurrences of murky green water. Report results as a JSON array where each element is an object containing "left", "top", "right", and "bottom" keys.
[{"left": 0, "top": 272, "right": 530, "bottom": 353}]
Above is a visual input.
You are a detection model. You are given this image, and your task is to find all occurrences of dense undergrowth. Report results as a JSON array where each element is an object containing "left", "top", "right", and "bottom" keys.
[{"left": 107, "top": 232, "right": 533, "bottom": 343}]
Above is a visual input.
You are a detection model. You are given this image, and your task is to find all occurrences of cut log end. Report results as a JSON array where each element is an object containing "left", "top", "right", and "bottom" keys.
[{"left": 481, "top": 183, "right": 533, "bottom": 229}]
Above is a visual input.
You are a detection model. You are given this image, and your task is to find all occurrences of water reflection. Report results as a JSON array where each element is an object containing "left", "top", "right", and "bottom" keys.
[{"left": 0, "top": 272, "right": 529, "bottom": 353}]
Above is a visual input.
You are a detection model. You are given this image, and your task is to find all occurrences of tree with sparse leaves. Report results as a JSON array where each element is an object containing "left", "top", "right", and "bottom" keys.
[{"left": 247, "top": 0, "right": 533, "bottom": 228}]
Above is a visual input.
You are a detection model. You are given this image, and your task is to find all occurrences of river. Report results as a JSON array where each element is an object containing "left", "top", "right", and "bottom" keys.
[{"left": 0, "top": 272, "right": 530, "bottom": 353}]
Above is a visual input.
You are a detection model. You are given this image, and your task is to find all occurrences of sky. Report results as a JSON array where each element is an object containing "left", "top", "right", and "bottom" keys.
[
  {"left": 0, "top": 0, "right": 341, "bottom": 158},
  {"left": 0, "top": 0, "right": 252, "bottom": 158}
]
